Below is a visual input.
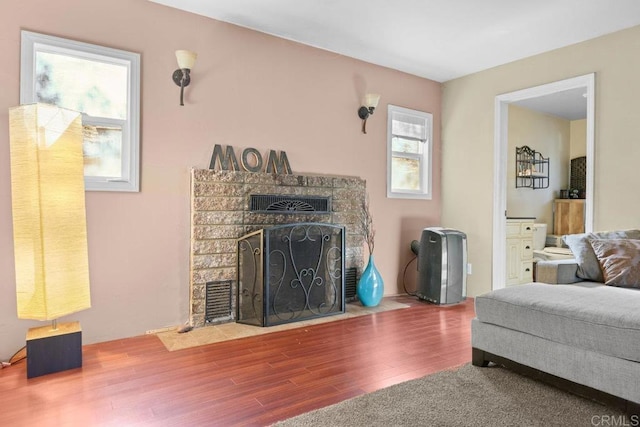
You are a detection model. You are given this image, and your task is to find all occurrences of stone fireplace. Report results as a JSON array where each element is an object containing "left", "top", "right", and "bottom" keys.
[{"left": 190, "top": 169, "right": 366, "bottom": 328}]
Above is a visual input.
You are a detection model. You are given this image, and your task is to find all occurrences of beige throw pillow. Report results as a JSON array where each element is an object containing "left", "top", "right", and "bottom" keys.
[
  {"left": 563, "top": 230, "right": 640, "bottom": 282},
  {"left": 589, "top": 239, "right": 640, "bottom": 288}
]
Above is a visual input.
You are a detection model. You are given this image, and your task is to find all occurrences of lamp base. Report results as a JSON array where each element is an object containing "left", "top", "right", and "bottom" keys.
[{"left": 26, "top": 321, "right": 82, "bottom": 378}]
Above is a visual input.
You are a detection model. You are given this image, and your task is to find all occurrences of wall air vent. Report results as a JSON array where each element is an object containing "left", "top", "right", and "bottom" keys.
[
  {"left": 205, "top": 280, "right": 232, "bottom": 323},
  {"left": 345, "top": 267, "right": 358, "bottom": 302},
  {"left": 250, "top": 194, "right": 331, "bottom": 214}
]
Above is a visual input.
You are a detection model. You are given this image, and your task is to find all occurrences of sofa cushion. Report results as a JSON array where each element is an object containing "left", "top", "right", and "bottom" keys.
[
  {"left": 590, "top": 239, "right": 640, "bottom": 288},
  {"left": 475, "top": 283, "right": 640, "bottom": 363},
  {"left": 563, "top": 230, "right": 640, "bottom": 282}
]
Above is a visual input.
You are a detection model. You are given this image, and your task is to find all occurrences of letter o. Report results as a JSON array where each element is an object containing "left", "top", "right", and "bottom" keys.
[{"left": 241, "top": 148, "right": 263, "bottom": 172}]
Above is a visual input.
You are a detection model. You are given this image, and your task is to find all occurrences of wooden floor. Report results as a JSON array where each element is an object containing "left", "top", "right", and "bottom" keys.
[{"left": 0, "top": 296, "right": 476, "bottom": 426}]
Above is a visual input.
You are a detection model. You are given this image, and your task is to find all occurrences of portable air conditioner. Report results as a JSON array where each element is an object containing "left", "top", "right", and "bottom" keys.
[{"left": 414, "top": 227, "right": 467, "bottom": 305}]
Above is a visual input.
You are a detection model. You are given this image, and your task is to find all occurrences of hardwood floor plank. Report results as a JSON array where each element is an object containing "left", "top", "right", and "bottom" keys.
[{"left": 0, "top": 296, "right": 475, "bottom": 426}]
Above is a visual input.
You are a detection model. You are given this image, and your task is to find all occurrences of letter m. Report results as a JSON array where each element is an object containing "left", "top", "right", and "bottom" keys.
[
  {"left": 209, "top": 145, "right": 240, "bottom": 171},
  {"left": 265, "top": 150, "right": 292, "bottom": 174}
]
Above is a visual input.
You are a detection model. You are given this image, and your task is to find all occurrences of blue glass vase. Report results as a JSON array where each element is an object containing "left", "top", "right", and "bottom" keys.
[{"left": 357, "top": 255, "right": 384, "bottom": 307}]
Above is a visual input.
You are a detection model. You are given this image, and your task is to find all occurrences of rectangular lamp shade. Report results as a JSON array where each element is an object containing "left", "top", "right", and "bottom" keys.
[{"left": 9, "top": 103, "right": 91, "bottom": 321}]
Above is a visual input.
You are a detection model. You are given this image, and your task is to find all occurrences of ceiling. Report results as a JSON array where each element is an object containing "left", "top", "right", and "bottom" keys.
[
  {"left": 513, "top": 88, "right": 587, "bottom": 120},
  {"left": 150, "top": 0, "right": 640, "bottom": 83}
]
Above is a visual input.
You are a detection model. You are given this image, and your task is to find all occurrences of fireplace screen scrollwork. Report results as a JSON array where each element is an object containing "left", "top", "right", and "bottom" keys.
[{"left": 237, "top": 223, "right": 345, "bottom": 327}]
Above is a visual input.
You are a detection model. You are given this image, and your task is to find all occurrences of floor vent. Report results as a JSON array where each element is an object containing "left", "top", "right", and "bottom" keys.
[
  {"left": 250, "top": 194, "right": 331, "bottom": 214},
  {"left": 205, "top": 280, "right": 232, "bottom": 323},
  {"left": 345, "top": 267, "right": 358, "bottom": 302}
]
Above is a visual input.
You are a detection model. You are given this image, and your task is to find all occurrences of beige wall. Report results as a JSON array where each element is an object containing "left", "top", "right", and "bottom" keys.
[
  {"left": 442, "top": 25, "right": 640, "bottom": 297},
  {"left": 570, "top": 119, "right": 587, "bottom": 159},
  {"left": 0, "top": 0, "right": 442, "bottom": 359},
  {"left": 507, "top": 105, "right": 570, "bottom": 226}
]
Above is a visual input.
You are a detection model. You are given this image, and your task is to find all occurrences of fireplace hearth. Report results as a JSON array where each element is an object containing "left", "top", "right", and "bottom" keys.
[{"left": 237, "top": 223, "right": 345, "bottom": 327}]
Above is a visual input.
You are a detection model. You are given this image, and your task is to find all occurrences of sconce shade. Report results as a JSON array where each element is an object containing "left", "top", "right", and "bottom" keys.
[
  {"left": 175, "top": 50, "right": 197, "bottom": 69},
  {"left": 9, "top": 104, "right": 91, "bottom": 321},
  {"left": 364, "top": 93, "right": 381, "bottom": 109},
  {"left": 358, "top": 93, "right": 381, "bottom": 134}
]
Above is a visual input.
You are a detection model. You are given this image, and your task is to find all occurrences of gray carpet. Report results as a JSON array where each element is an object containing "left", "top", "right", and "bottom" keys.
[{"left": 274, "top": 364, "right": 628, "bottom": 426}]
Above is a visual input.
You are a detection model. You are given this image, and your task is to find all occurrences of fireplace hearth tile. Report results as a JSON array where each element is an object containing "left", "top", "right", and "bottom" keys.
[{"left": 158, "top": 299, "right": 410, "bottom": 352}]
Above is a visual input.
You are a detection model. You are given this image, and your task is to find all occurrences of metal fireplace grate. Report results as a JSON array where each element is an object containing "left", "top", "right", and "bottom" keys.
[
  {"left": 205, "top": 280, "right": 232, "bottom": 323},
  {"left": 250, "top": 194, "right": 331, "bottom": 214}
]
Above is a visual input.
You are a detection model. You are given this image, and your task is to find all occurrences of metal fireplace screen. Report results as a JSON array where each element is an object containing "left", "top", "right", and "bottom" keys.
[{"left": 237, "top": 223, "right": 345, "bottom": 327}]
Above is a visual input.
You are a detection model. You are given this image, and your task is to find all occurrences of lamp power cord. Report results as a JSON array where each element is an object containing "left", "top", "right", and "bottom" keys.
[{"left": 1, "top": 346, "right": 26, "bottom": 369}]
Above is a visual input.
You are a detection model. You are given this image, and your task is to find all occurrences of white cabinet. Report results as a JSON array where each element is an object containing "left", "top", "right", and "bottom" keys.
[{"left": 506, "top": 219, "right": 534, "bottom": 286}]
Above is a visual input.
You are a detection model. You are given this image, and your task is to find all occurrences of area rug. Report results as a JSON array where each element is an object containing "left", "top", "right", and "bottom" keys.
[
  {"left": 274, "top": 364, "right": 628, "bottom": 427},
  {"left": 157, "top": 299, "right": 409, "bottom": 351}
]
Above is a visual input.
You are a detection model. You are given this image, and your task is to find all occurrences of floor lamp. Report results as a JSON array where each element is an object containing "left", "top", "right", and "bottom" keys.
[{"left": 8, "top": 103, "right": 91, "bottom": 378}]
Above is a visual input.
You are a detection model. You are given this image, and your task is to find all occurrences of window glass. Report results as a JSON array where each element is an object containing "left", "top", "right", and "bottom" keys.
[
  {"left": 35, "top": 52, "right": 128, "bottom": 120},
  {"left": 83, "top": 125, "right": 123, "bottom": 177},
  {"left": 392, "top": 136, "right": 422, "bottom": 154},
  {"left": 391, "top": 157, "right": 421, "bottom": 191}
]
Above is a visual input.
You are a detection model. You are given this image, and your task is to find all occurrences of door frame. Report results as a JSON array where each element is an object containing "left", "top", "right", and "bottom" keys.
[{"left": 492, "top": 73, "right": 595, "bottom": 290}]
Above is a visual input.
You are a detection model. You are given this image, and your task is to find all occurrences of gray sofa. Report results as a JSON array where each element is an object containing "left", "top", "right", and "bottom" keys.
[{"left": 472, "top": 239, "right": 640, "bottom": 411}]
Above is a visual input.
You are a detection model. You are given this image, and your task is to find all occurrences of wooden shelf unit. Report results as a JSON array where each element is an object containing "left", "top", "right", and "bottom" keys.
[{"left": 553, "top": 199, "right": 585, "bottom": 235}]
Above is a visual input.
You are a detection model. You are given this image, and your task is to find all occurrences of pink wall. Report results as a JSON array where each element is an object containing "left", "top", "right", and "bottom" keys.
[{"left": 0, "top": 0, "right": 441, "bottom": 358}]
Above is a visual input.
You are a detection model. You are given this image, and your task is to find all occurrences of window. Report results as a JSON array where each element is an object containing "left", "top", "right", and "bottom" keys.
[
  {"left": 387, "top": 105, "right": 432, "bottom": 199},
  {"left": 20, "top": 31, "right": 141, "bottom": 192}
]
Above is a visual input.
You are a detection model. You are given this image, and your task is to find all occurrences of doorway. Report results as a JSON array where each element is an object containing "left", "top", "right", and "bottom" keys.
[{"left": 492, "top": 74, "right": 595, "bottom": 290}]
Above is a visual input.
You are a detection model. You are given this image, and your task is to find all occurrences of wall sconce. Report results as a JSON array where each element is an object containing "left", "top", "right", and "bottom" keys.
[
  {"left": 172, "top": 50, "right": 197, "bottom": 106},
  {"left": 357, "top": 93, "right": 381, "bottom": 134}
]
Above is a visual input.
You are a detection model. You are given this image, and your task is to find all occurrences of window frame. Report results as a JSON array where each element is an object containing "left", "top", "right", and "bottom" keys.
[
  {"left": 20, "top": 30, "right": 141, "bottom": 192},
  {"left": 386, "top": 104, "right": 433, "bottom": 200}
]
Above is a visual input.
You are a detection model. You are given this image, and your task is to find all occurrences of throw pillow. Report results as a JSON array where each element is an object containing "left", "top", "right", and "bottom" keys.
[
  {"left": 589, "top": 239, "right": 640, "bottom": 288},
  {"left": 563, "top": 230, "right": 640, "bottom": 282}
]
